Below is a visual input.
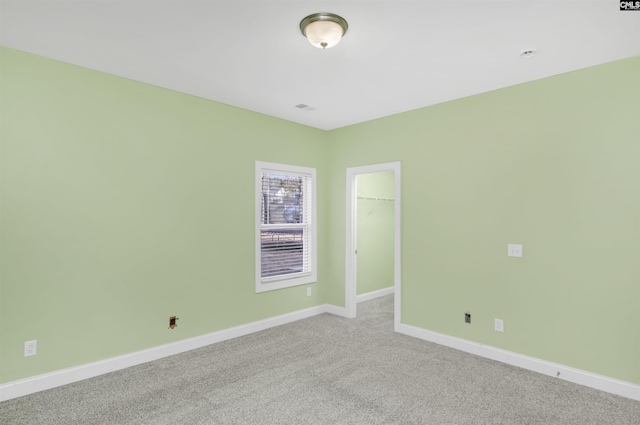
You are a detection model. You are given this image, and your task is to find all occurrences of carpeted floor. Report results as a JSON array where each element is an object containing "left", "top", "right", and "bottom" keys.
[{"left": 1, "top": 295, "right": 639, "bottom": 424}]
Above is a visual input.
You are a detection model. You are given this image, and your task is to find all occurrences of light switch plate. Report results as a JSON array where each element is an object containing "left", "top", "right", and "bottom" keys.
[
  {"left": 507, "top": 244, "right": 523, "bottom": 257},
  {"left": 495, "top": 319, "right": 504, "bottom": 332}
]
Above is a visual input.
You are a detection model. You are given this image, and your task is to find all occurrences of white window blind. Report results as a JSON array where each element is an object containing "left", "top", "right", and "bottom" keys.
[{"left": 255, "top": 162, "right": 316, "bottom": 292}]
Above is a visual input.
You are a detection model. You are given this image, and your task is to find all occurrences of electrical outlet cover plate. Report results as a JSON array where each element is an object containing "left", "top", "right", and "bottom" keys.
[
  {"left": 24, "top": 340, "right": 37, "bottom": 357},
  {"left": 495, "top": 319, "right": 504, "bottom": 332},
  {"left": 507, "top": 244, "right": 523, "bottom": 257},
  {"left": 169, "top": 316, "right": 178, "bottom": 329}
]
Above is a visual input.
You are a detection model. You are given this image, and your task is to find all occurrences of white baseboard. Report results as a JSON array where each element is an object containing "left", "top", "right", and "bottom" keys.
[
  {"left": 398, "top": 323, "right": 640, "bottom": 402},
  {"left": 1, "top": 304, "right": 344, "bottom": 402},
  {"left": 5, "top": 307, "right": 637, "bottom": 403},
  {"left": 356, "top": 286, "right": 394, "bottom": 303},
  {"left": 324, "top": 304, "right": 349, "bottom": 318}
]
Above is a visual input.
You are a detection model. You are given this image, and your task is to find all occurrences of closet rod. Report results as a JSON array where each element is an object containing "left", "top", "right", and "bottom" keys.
[{"left": 357, "top": 196, "right": 394, "bottom": 202}]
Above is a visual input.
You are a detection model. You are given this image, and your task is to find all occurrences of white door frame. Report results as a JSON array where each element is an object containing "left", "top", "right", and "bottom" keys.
[{"left": 345, "top": 162, "right": 401, "bottom": 331}]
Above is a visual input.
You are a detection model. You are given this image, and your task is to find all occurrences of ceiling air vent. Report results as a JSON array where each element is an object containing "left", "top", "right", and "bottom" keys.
[
  {"left": 519, "top": 49, "right": 538, "bottom": 58},
  {"left": 295, "top": 104, "right": 309, "bottom": 109}
]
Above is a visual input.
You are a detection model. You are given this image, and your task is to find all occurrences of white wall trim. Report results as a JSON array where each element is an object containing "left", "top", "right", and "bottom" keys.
[
  {"left": 345, "top": 162, "right": 401, "bottom": 328},
  {"left": 3, "top": 307, "right": 637, "bottom": 403},
  {"left": 356, "top": 286, "right": 394, "bottom": 304},
  {"left": 324, "top": 304, "right": 349, "bottom": 318},
  {"left": 0, "top": 303, "right": 346, "bottom": 402},
  {"left": 398, "top": 323, "right": 640, "bottom": 402}
]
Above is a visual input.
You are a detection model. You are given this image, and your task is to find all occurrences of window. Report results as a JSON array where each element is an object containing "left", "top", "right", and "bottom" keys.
[{"left": 255, "top": 161, "right": 316, "bottom": 292}]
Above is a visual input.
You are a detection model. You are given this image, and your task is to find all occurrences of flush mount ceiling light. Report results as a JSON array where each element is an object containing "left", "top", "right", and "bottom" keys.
[{"left": 300, "top": 12, "right": 348, "bottom": 49}]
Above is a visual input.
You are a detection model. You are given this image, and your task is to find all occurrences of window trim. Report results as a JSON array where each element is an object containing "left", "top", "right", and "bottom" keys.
[{"left": 255, "top": 161, "right": 317, "bottom": 293}]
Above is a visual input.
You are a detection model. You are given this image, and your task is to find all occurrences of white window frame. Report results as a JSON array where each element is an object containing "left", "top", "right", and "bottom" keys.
[{"left": 255, "top": 161, "right": 317, "bottom": 293}]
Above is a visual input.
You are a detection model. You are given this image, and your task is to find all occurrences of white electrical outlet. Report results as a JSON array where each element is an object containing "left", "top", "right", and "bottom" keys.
[
  {"left": 507, "top": 244, "right": 523, "bottom": 257},
  {"left": 495, "top": 319, "right": 504, "bottom": 333},
  {"left": 24, "top": 340, "right": 37, "bottom": 357},
  {"left": 307, "top": 287, "right": 312, "bottom": 297}
]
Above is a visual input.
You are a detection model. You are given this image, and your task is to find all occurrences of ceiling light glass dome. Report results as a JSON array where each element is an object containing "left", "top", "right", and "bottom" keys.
[{"left": 300, "top": 13, "right": 348, "bottom": 49}]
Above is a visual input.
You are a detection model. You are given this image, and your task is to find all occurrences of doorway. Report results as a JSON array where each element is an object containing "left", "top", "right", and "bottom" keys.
[{"left": 345, "top": 162, "right": 401, "bottom": 331}]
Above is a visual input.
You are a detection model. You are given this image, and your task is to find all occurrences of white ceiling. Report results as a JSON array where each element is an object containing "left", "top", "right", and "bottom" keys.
[{"left": 2, "top": 1, "right": 639, "bottom": 130}]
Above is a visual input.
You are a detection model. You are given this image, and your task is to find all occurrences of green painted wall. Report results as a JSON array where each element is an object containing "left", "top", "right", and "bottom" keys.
[
  {"left": 327, "top": 56, "right": 640, "bottom": 385},
  {"left": 356, "top": 172, "right": 394, "bottom": 295},
  {"left": 1, "top": 47, "right": 638, "bottom": 388},
  {"left": 0, "top": 48, "right": 328, "bottom": 383}
]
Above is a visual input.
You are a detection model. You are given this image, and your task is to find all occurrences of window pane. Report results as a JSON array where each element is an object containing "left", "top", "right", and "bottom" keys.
[
  {"left": 260, "top": 228, "right": 305, "bottom": 278},
  {"left": 261, "top": 173, "right": 303, "bottom": 225},
  {"left": 256, "top": 161, "right": 316, "bottom": 292}
]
